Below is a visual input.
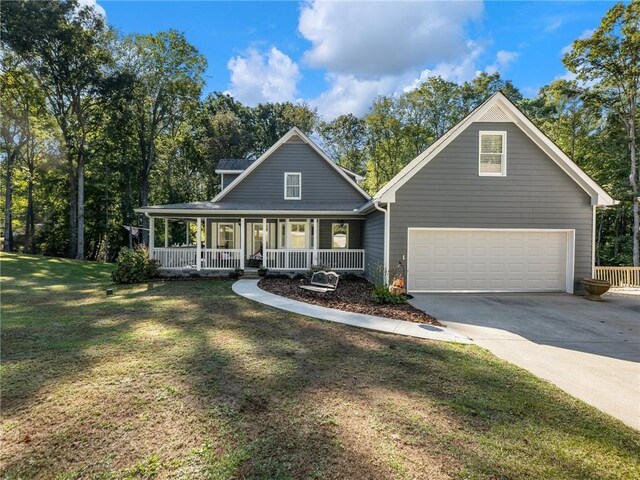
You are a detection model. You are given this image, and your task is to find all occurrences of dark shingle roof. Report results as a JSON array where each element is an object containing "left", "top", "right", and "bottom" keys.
[{"left": 215, "top": 159, "right": 255, "bottom": 172}]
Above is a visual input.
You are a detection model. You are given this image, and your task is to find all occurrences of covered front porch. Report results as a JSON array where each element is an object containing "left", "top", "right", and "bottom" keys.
[{"left": 148, "top": 216, "right": 365, "bottom": 272}]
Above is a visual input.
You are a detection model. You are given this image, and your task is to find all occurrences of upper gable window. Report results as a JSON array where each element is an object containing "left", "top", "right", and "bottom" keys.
[
  {"left": 284, "top": 172, "right": 301, "bottom": 200},
  {"left": 479, "top": 131, "right": 507, "bottom": 176}
]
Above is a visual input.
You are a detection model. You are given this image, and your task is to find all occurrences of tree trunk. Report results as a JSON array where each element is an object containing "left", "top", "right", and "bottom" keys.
[
  {"left": 68, "top": 158, "right": 78, "bottom": 258},
  {"left": 24, "top": 163, "right": 35, "bottom": 253},
  {"left": 139, "top": 140, "right": 155, "bottom": 246},
  {"left": 3, "top": 152, "right": 14, "bottom": 252},
  {"left": 629, "top": 104, "right": 638, "bottom": 266},
  {"left": 76, "top": 151, "right": 85, "bottom": 260}
]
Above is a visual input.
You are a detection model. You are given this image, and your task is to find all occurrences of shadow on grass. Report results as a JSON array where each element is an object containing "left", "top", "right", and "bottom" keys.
[{"left": 2, "top": 254, "right": 639, "bottom": 479}]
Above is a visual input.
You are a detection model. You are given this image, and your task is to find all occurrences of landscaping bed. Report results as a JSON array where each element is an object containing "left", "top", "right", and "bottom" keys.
[{"left": 258, "top": 276, "right": 441, "bottom": 326}]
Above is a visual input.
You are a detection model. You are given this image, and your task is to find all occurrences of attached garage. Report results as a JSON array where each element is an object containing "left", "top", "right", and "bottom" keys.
[{"left": 407, "top": 228, "right": 575, "bottom": 293}]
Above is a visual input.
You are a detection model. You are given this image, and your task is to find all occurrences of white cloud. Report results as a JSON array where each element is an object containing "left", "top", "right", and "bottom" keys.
[
  {"left": 311, "top": 73, "right": 415, "bottom": 119},
  {"left": 298, "top": 0, "right": 484, "bottom": 77},
  {"left": 77, "top": 0, "right": 106, "bottom": 18},
  {"left": 227, "top": 47, "right": 301, "bottom": 105},
  {"left": 485, "top": 50, "right": 519, "bottom": 75},
  {"left": 311, "top": 42, "right": 484, "bottom": 120},
  {"left": 543, "top": 19, "right": 563, "bottom": 33}
]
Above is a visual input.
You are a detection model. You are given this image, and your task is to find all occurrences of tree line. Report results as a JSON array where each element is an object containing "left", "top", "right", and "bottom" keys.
[{"left": 1, "top": 0, "right": 638, "bottom": 266}]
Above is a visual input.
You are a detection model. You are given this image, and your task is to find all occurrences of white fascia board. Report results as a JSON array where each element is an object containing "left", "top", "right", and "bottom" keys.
[
  {"left": 507, "top": 103, "right": 616, "bottom": 206},
  {"left": 214, "top": 169, "right": 245, "bottom": 174},
  {"left": 134, "top": 208, "right": 365, "bottom": 216},
  {"left": 372, "top": 95, "right": 499, "bottom": 202},
  {"left": 212, "top": 127, "right": 371, "bottom": 202},
  {"left": 372, "top": 92, "right": 616, "bottom": 207}
]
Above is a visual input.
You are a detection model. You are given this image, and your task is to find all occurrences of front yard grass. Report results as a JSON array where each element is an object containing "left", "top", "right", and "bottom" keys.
[{"left": 1, "top": 252, "right": 639, "bottom": 479}]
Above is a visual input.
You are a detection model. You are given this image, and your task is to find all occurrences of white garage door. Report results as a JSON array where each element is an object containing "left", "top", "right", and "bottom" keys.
[{"left": 407, "top": 229, "right": 573, "bottom": 293}]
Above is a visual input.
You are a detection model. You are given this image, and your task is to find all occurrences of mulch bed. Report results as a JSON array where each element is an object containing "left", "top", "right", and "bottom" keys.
[{"left": 258, "top": 276, "right": 441, "bottom": 326}]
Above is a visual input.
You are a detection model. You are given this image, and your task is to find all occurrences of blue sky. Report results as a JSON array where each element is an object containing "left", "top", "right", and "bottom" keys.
[{"left": 94, "top": 1, "right": 617, "bottom": 119}]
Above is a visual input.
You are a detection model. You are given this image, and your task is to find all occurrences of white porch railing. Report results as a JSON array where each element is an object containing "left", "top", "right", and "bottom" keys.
[
  {"left": 153, "top": 247, "right": 365, "bottom": 271},
  {"left": 153, "top": 247, "right": 197, "bottom": 269},
  {"left": 318, "top": 249, "right": 365, "bottom": 271},
  {"left": 153, "top": 247, "right": 240, "bottom": 270},
  {"left": 264, "top": 249, "right": 314, "bottom": 270},
  {"left": 203, "top": 248, "right": 242, "bottom": 270},
  {"left": 264, "top": 248, "right": 365, "bottom": 271}
]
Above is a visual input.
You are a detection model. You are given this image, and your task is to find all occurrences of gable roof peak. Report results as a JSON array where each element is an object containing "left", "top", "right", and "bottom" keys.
[
  {"left": 373, "top": 90, "right": 615, "bottom": 206},
  {"left": 211, "top": 126, "right": 370, "bottom": 202}
]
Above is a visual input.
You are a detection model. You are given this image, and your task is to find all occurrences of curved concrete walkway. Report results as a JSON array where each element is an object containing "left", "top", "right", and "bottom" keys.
[{"left": 232, "top": 279, "right": 471, "bottom": 344}]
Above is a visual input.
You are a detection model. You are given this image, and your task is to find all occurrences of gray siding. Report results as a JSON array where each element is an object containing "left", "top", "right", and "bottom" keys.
[
  {"left": 221, "top": 173, "right": 239, "bottom": 190},
  {"left": 389, "top": 121, "right": 593, "bottom": 292},
  {"left": 318, "top": 220, "right": 362, "bottom": 249},
  {"left": 363, "top": 210, "right": 385, "bottom": 284},
  {"left": 222, "top": 140, "right": 366, "bottom": 207}
]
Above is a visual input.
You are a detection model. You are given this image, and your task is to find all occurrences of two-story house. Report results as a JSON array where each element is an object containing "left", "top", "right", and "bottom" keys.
[{"left": 136, "top": 92, "right": 615, "bottom": 294}]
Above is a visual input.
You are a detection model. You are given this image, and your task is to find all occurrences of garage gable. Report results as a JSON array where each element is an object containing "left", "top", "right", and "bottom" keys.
[{"left": 374, "top": 92, "right": 614, "bottom": 207}]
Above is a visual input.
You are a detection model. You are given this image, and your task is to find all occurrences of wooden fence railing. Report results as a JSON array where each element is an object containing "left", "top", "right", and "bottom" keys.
[{"left": 593, "top": 267, "right": 640, "bottom": 287}]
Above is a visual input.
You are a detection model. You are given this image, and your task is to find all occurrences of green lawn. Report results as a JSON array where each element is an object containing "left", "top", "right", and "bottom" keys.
[{"left": 1, "top": 252, "right": 639, "bottom": 479}]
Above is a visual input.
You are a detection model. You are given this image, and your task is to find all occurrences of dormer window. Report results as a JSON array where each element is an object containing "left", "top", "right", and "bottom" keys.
[
  {"left": 479, "top": 131, "right": 507, "bottom": 176},
  {"left": 284, "top": 172, "right": 301, "bottom": 200}
]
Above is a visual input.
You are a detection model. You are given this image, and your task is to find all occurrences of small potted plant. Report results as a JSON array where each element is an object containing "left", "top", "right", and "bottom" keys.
[
  {"left": 389, "top": 275, "right": 406, "bottom": 296},
  {"left": 235, "top": 267, "right": 244, "bottom": 278},
  {"left": 258, "top": 266, "right": 268, "bottom": 277}
]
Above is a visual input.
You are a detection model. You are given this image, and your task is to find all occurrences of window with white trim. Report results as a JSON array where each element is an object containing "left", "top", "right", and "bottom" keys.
[
  {"left": 331, "top": 223, "right": 349, "bottom": 249},
  {"left": 289, "top": 222, "right": 307, "bottom": 249},
  {"left": 284, "top": 172, "right": 301, "bottom": 199},
  {"left": 479, "top": 131, "right": 506, "bottom": 176},
  {"left": 218, "top": 223, "right": 235, "bottom": 249}
]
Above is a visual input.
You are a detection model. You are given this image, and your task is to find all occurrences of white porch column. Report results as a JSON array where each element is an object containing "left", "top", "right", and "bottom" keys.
[
  {"left": 313, "top": 218, "right": 319, "bottom": 266},
  {"left": 240, "top": 218, "right": 245, "bottom": 269},
  {"left": 164, "top": 218, "right": 169, "bottom": 248},
  {"left": 149, "top": 216, "right": 155, "bottom": 260},
  {"left": 262, "top": 218, "right": 267, "bottom": 250},
  {"left": 285, "top": 218, "right": 290, "bottom": 269},
  {"left": 196, "top": 217, "right": 202, "bottom": 271}
]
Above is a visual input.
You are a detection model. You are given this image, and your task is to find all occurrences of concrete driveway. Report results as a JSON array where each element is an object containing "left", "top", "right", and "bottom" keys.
[{"left": 410, "top": 292, "right": 640, "bottom": 430}]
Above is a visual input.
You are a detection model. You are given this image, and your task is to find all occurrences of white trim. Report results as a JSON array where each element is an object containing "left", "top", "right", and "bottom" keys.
[
  {"left": 196, "top": 217, "right": 202, "bottom": 271},
  {"left": 405, "top": 227, "right": 575, "bottom": 294},
  {"left": 384, "top": 203, "right": 390, "bottom": 284},
  {"left": 331, "top": 222, "right": 349, "bottom": 249},
  {"left": 263, "top": 218, "right": 267, "bottom": 251},
  {"left": 240, "top": 218, "right": 245, "bottom": 269},
  {"left": 374, "top": 92, "right": 615, "bottom": 206},
  {"left": 149, "top": 216, "right": 155, "bottom": 258},
  {"left": 478, "top": 130, "right": 507, "bottom": 177},
  {"left": 164, "top": 218, "right": 169, "bottom": 248},
  {"left": 592, "top": 205, "right": 596, "bottom": 277},
  {"left": 284, "top": 172, "right": 302, "bottom": 200},
  {"left": 339, "top": 165, "right": 364, "bottom": 182},
  {"left": 313, "top": 218, "right": 319, "bottom": 264},
  {"left": 212, "top": 127, "right": 370, "bottom": 202},
  {"left": 215, "top": 169, "right": 245, "bottom": 174},
  {"left": 136, "top": 208, "right": 364, "bottom": 216}
]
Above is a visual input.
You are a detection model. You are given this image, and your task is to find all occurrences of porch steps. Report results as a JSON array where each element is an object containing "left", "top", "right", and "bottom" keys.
[{"left": 241, "top": 272, "right": 262, "bottom": 280}]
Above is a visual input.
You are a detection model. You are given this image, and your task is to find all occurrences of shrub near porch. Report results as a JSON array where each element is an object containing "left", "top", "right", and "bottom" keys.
[{"left": 1, "top": 252, "right": 639, "bottom": 479}]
